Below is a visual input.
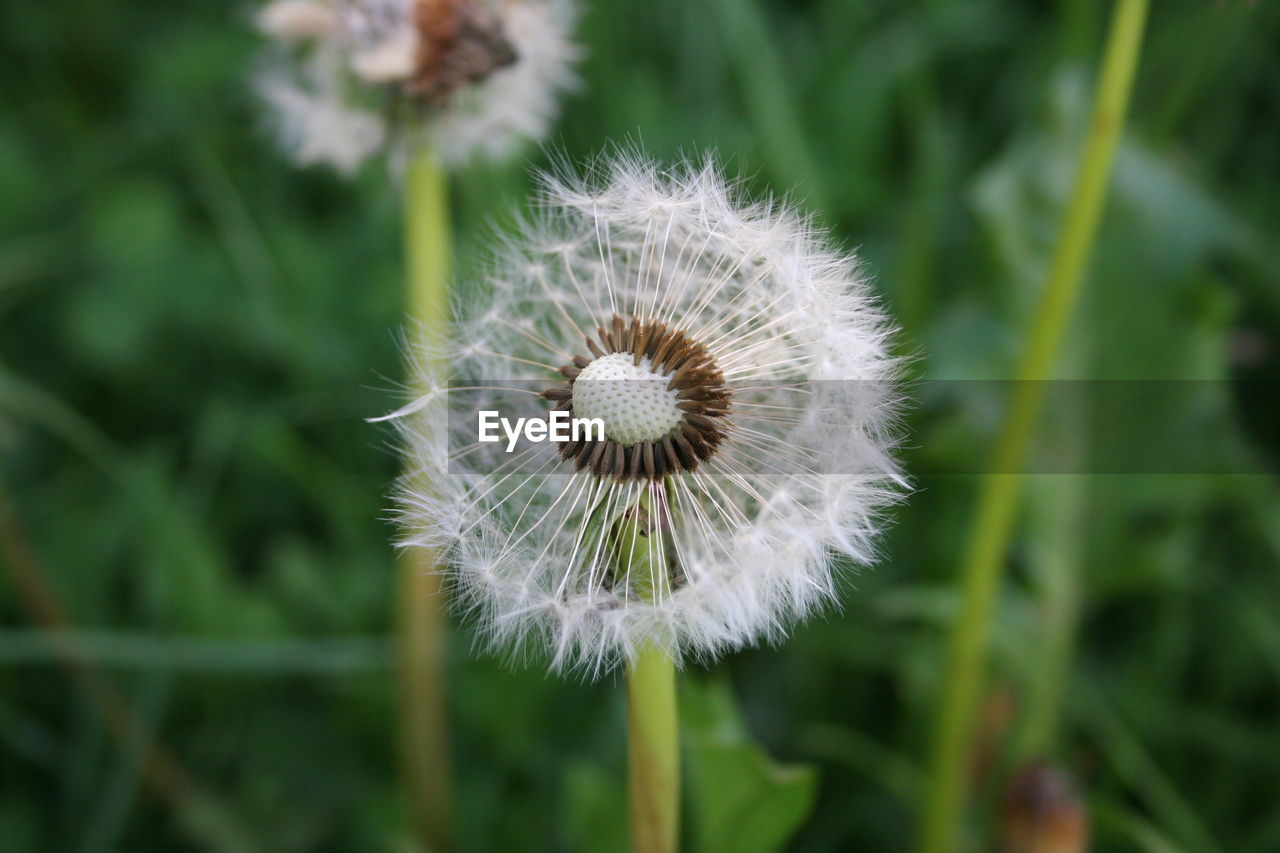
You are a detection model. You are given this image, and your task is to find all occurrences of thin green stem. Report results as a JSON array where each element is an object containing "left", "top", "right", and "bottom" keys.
[
  {"left": 918, "top": 1, "right": 1149, "bottom": 851},
  {"left": 397, "top": 144, "right": 454, "bottom": 852},
  {"left": 618, "top": 485, "right": 680, "bottom": 853},
  {"left": 629, "top": 644, "right": 680, "bottom": 853}
]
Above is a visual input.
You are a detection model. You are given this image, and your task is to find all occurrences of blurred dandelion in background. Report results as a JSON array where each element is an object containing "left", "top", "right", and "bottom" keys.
[
  {"left": 254, "top": 0, "right": 581, "bottom": 172},
  {"left": 250, "top": 5, "right": 582, "bottom": 851}
]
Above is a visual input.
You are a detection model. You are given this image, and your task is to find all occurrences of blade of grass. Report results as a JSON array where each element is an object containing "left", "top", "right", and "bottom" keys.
[
  {"left": 896, "top": 70, "right": 949, "bottom": 341},
  {"left": 0, "top": 365, "right": 235, "bottom": 631},
  {"left": 0, "top": 629, "right": 390, "bottom": 672},
  {"left": 797, "top": 722, "right": 921, "bottom": 808},
  {"left": 79, "top": 675, "right": 169, "bottom": 853},
  {"left": 1093, "top": 803, "right": 1188, "bottom": 853},
  {"left": 1018, "top": 473, "right": 1087, "bottom": 755},
  {"left": 1077, "top": 683, "right": 1223, "bottom": 853},
  {"left": 707, "top": 0, "right": 827, "bottom": 213},
  {"left": 0, "top": 481, "right": 259, "bottom": 852}
]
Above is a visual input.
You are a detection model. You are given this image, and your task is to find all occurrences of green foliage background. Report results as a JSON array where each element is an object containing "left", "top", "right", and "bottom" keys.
[{"left": 2, "top": 0, "right": 1278, "bottom": 850}]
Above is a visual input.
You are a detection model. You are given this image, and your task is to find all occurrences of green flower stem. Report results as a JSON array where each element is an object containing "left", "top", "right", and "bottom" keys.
[
  {"left": 620, "top": 486, "right": 680, "bottom": 853},
  {"left": 406, "top": 145, "right": 451, "bottom": 346},
  {"left": 629, "top": 644, "right": 679, "bottom": 853},
  {"left": 396, "top": 144, "right": 454, "bottom": 852},
  {"left": 918, "top": 1, "right": 1149, "bottom": 851}
]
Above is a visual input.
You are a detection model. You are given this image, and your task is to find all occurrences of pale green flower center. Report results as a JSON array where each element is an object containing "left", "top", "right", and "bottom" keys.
[{"left": 572, "top": 353, "right": 683, "bottom": 446}]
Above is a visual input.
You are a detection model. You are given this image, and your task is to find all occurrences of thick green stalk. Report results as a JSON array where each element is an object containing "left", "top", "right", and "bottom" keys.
[
  {"left": 620, "top": 486, "right": 680, "bottom": 853},
  {"left": 629, "top": 644, "right": 679, "bottom": 853},
  {"left": 918, "top": 1, "right": 1149, "bottom": 851},
  {"left": 397, "top": 145, "right": 454, "bottom": 852},
  {"left": 406, "top": 147, "right": 451, "bottom": 344}
]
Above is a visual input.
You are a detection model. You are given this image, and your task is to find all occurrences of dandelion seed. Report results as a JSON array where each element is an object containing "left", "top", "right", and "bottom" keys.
[
  {"left": 254, "top": 0, "right": 581, "bottom": 172},
  {"left": 387, "top": 153, "right": 905, "bottom": 676}
]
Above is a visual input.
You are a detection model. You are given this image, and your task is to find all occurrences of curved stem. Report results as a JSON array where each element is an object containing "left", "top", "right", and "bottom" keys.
[
  {"left": 918, "top": 1, "right": 1149, "bottom": 850},
  {"left": 397, "top": 145, "right": 454, "bottom": 852}
]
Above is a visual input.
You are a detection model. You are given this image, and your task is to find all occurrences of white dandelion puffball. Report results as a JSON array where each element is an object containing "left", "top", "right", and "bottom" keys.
[
  {"left": 254, "top": 0, "right": 581, "bottom": 172},
  {"left": 388, "top": 154, "right": 905, "bottom": 676}
]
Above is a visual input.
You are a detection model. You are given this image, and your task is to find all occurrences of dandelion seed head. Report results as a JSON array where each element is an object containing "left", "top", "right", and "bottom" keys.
[
  {"left": 254, "top": 0, "right": 580, "bottom": 171},
  {"left": 390, "top": 152, "right": 905, "bottom": 676}
]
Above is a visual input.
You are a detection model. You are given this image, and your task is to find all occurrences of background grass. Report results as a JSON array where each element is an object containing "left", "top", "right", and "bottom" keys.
[{"left": 2, "top": 0, "right": 1279, "bottom": 850}]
